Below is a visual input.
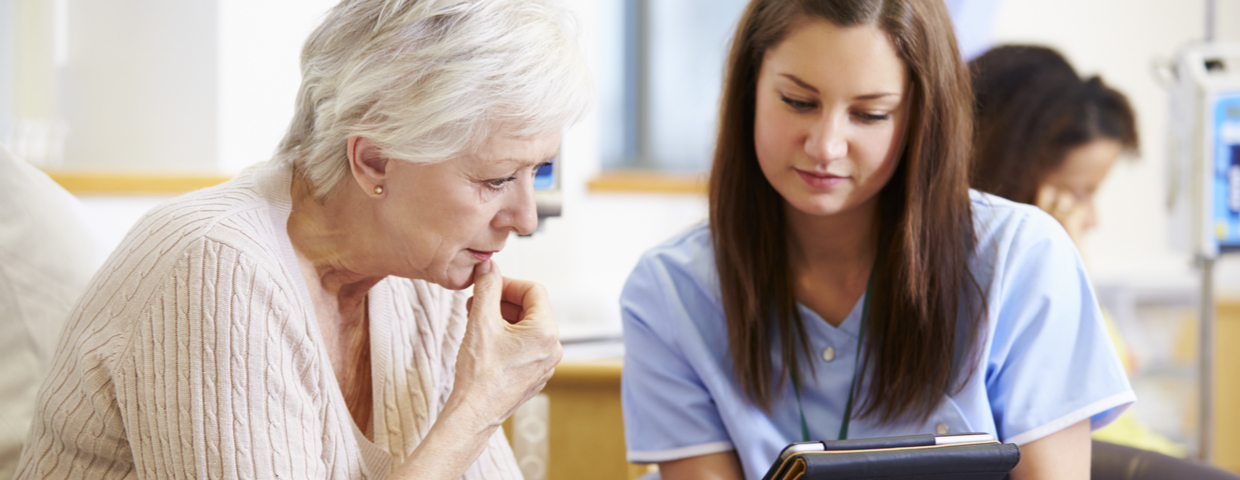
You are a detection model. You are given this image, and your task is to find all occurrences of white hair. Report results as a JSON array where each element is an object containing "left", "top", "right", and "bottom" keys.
[{"left": 278, "top": 0, "right": 592, "bottom": 197}]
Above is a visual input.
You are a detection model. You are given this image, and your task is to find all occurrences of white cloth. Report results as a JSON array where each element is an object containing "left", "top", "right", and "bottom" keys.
[
  {"left": 15, "top": 160, "right": 522, "bottom": 479},
  {"left": 0, "top": 147, "right": 102, "bottom": 480}
]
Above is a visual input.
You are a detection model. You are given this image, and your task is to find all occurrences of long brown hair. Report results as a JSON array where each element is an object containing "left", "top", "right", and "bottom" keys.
[
  {"left": 969, "top": 45, "right": 1139, "bottom": 204},
  {"left": 709, "top": 0, "right": 980, "bottom": 424}
]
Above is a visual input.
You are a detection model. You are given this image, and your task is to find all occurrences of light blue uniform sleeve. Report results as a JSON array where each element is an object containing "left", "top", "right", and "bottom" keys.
[
  {"left": 985, "top": 211, "right": 1135, "bottom": 445},
  {"left": 620, "top": 254, "right": 735, "bottom": 463}
]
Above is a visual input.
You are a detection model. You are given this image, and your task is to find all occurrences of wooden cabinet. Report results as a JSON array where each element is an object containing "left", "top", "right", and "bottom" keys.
[{"left": 505, "top": 358, "right": 652, "bottom": 480}]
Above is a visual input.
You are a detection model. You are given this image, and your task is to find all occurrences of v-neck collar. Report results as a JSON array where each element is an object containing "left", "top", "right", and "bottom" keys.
[
  {"left": 796, "top": 290, "right": 866, "bottom": 340},
  {"left": 252, "top": 161, "right": 395, "bottom": 477}
]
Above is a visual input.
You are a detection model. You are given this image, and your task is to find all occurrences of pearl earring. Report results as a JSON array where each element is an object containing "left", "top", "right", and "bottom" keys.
[{"left": 374, "top": 185, "right": 384, "bottom": 195}]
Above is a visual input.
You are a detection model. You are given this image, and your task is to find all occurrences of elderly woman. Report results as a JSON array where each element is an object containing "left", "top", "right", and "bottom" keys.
[{"left": 15, "top": 0, "right": 590, "bottom": 478}]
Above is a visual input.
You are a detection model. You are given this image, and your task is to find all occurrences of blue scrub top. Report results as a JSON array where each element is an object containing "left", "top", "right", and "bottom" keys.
[{"left": 619, "top": 191, "right": 1135, "bottom": 480}]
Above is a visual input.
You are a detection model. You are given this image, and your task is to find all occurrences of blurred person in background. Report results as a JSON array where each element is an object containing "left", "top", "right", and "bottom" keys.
[
  {"left": 969, "top": 44, "right": 1240, "bottom": 480},
  {"left": 15, "top": 0, "right": 590, "bottom": 478},
  {"left": 0, "top": 147, "right": 103, "bottom": 480}
]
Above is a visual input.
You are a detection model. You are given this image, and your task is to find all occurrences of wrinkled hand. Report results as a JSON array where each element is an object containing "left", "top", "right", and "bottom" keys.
[
  {"left": 1035, "top": 185, "right": 1089, "bottom": 246},
  {"left": 451, "top": 260, "right": 562, "bottom": 428}
]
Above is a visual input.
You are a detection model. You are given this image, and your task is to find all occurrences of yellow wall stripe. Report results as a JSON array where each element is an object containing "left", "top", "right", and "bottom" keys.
[
  {"left": 43, "top": 171, "right": 232, "bottom": 195},
  {"left": 587, "top": 171, "right": 707, "bottom": 195}
]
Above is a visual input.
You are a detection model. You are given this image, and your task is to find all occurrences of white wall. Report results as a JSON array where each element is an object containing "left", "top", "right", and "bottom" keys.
[
  {"left": 7, "top": 0, "right": 336, "bottom": 173},
  {"left": 216, "top": 0, "right": 338, "bottom": 174},
  {"left": 8, "top": 0, "right": 61, "bottom": 166},
  {"left": 50, "top": 0, "right": 1240, "bottom": 339},
  {"left": 0, "top": 0, "right": 12, "bottom": 142},
  {"left": 58, "top": 0, "right": 218, "bottom": 172},
  {"left": 989, "top": 0, "right": 1240, "bottom": 292}
]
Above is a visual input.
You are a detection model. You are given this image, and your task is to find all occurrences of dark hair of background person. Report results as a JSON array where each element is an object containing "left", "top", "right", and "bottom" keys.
[
  {"left": 969, "top": 45, "right": 1139, "bottom": 204},
  {"left": 709, "top": 0, "right": 982, "bottom": 424}
]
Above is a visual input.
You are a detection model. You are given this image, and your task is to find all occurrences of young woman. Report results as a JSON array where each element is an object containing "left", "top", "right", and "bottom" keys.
[
  {"left": 619, "top": 2, "right": 1133, "bottom": 479},
  {"left": 969, "top": 45, "right": 1138, "bottom": 246},
  {"left": 970, "top": 44, "right": 1240, "bottom": 480}
]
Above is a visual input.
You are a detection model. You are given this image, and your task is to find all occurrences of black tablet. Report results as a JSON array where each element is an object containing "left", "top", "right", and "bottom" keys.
[{"left": 762, "top": 433, "right": 1019, "bottom": 480}]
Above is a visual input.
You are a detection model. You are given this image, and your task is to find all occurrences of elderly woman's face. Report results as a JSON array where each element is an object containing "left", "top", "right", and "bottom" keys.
[{"left": 380, "top": 132, "right": 559, "bottom": 290}]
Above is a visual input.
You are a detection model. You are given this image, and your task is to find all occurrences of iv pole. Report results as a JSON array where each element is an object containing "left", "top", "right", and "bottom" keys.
[
  {"left": 1198, "top": 256, "right": 1214, "bottom": 463},
  {"left": 1198, "top": 0, "right": 1216, "bottom": 463}
]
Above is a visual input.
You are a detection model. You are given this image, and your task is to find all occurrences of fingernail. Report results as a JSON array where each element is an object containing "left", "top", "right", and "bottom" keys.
[{"left": 477, "top": 259, "right": 491, "bottom": 276}]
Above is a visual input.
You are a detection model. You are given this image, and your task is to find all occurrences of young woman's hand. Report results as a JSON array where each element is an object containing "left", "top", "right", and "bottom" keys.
[
  {"left": 1035, "top": 185, "right": 1091, "bottom": 246},
  {"left": 659, "top": 451, "right": 745, "bottom": 480},
  {"left": 1009, "top": 419, "right": 1091, "bottom": 480}
]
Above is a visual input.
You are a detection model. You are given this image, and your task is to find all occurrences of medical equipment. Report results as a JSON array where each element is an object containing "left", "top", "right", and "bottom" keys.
[
  {"left": 1163, "top": 35, "right": 1240, "bottom": 462},
  {"left": 534, "top": 153, "right": 562, "bottom": 221},
  {"left": 1166, "top": 42, "right": 1240, "bottom": 258}
]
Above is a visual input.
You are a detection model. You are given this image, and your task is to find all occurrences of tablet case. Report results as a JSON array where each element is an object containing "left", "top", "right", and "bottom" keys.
[{"left": 762, "top": 434, "right": 1020, "bottom": 480}]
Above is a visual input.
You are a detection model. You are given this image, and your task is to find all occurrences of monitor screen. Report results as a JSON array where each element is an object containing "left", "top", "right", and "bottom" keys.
[{"left": 534, "top": 160, "right": 555, "bottom": 190}]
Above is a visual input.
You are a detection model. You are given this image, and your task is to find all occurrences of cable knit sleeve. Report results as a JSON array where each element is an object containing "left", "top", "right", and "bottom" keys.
[
  {"left": 122, "top": 238, "right": 360, "bottom": 479},
  {"left": 17, "top": 235, "right": 370, "bottom": 479}
]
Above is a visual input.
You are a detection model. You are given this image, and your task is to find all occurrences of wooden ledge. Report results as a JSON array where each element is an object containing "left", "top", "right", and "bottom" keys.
[
  {"left": 587, "top": 171, "right": 707, "bottom": 195},
  {"left": 43, "top": 171, "right": 232, "bottom": 195},
  {"left": 548, "top": 358, "right": 623, "bottom": 386}
]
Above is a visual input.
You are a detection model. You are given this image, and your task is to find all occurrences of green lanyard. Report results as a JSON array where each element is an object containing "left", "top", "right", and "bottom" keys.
[{"left": 788, "top": 279, "right": 871, "bottom": 442}]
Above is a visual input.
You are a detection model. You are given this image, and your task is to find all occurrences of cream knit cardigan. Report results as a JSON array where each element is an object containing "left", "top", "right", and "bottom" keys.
[{"left": 15, "top": 161, "right": 522, "bottom": 479}]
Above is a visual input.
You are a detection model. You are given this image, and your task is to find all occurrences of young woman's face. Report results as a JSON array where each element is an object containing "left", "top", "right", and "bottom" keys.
[
  {"left": 754, "top": 19, "right": 908, "bottom": 218},
  {"left": 1036, "top": 138, "right": 1123, "bottom": 239}
]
